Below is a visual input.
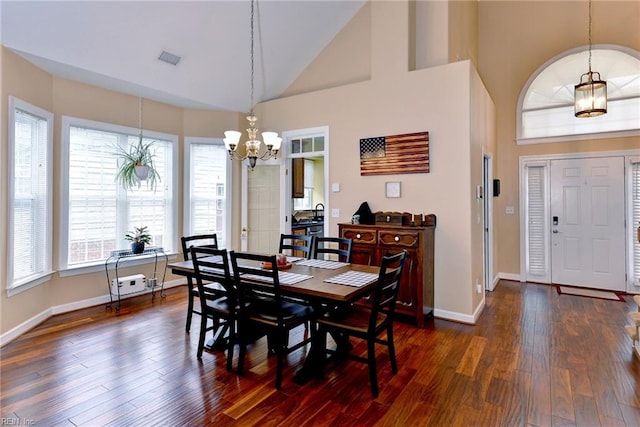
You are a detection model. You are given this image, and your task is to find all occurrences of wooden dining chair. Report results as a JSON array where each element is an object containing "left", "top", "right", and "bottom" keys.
[
  {"left": 190, "top": 247, "right": 236, "bottom": 371},
  {"left": 312, "top": 236, "right": 353, "bottom": 263},
  {"left": 278, "top": 234, "right": 314, "bottom": 259},
  {"left": 230, "top": 251, "right": 315, "bottom": 390},
  {"left": 316, "top": 250, "right": 407, "bottom": 397},
  {"left": 181, "top": 234, "right": 219, "bottom": 333}
]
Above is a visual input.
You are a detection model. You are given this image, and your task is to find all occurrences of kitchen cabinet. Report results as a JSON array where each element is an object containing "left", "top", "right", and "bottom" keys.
[
  {"left": 292, "top": 158, "right": 304, "bottom": 198},
  {"left": 339, "top": 218, "right": 435, "bottom": 328}
]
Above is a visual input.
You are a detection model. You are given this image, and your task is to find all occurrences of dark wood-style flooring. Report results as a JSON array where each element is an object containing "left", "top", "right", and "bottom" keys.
[{"left": 2, "top": 280, "right": 640, "bottom": 426}]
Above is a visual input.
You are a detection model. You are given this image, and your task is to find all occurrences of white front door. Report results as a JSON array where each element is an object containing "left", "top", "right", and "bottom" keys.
[
  {"left": 550, "top": 157, "right": 625, "bottom": 291},
  {"left": 241, "top": 164, "right": 281, "bottom": 253}
]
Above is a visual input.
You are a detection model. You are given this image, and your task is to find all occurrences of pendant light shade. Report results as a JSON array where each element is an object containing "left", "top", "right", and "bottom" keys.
[
  {"left": 574, "top": 71, "right": 607, "bottom": 117},
  {"left": 574, "top": 0, "right": 607, "bottom": 118}
]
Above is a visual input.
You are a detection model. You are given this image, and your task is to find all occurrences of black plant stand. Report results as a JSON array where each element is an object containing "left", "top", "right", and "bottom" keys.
[{"left": 104, "top": 246, "right": 168, "bottom": 310}]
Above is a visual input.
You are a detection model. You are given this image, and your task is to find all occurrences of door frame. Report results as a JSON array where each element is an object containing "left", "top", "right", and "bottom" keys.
[
  {"left": 519, "top": 148, "right": 640, "bottom": 292},
  {"left": 483, "top": 153, "right": 496, "bottom": 291},
  {"left": 281, "top": 126, "right": 329, "bottom": 237}
]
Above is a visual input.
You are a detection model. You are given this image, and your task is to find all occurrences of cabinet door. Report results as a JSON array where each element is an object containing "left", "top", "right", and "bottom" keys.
[{"left": 292, "top": 158, "right": 304, "bottom": 198}]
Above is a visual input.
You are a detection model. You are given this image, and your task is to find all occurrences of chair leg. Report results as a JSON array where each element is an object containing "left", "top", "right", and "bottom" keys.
[
  {"left": 197, "top": 314, "right": 208, "bottom": 359},
  {"left": 185, "top": 279, "right": 194, "bottom": 333},
  {"left": 367, "top": 339, "right": 379, "bottom": 398},
  {"left": 387, "top": 324, "right": 397, "bottom": 373},
  {"left": 275, "top": 331, "right": 287, "bottom": 390},
  {"left": 226, "top": 319, "right": 235, "bottom": 372},
  {"left": 237, "top": 320, "right": 247, "bottom": 375}
]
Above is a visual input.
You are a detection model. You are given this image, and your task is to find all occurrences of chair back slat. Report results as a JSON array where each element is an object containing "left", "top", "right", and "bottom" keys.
[
  {"left": 230, "top": 252, "right": 285, "bottom": 322},
  {"left": 190, "top": 247, "right": 234, "bottom": 307},
  {"left": 313, "top": 237, "right": 353, "bottom": 262},
  {"left": 369, "top": 250, "right": 407, "bottom": 330},
  {"left": 181, "top": 234, "right": 218, "bottom": 261},
  {"left": 278, "top": 234, "right": 314, "bottom": 259}
]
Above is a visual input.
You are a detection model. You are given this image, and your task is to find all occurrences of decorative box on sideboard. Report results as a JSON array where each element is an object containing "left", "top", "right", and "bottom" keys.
[{"left": 339, "top": 214, "right": 435, "bottom": 328}]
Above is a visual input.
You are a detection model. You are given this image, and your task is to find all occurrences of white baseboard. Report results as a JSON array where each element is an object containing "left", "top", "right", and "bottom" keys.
[
  {"left": 1, "top": 279, "right": 184, "bottom": 347},
  {"left": 499, "top": 272, "right": 522, "bottom": 282},
  {"left": 434, "top": 298, "right": 485, "bottom": 325}
]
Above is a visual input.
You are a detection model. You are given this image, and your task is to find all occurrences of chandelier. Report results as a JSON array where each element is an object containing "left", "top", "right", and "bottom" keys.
[
  {"left": 224, "top": 0, "right": 281, "bottom": 169},
  {"left": 574, "top": 0, "right": 607, "bottom": 118}
]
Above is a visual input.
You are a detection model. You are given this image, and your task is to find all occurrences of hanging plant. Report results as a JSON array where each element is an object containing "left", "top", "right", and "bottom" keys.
[{"left": 113, "top": 135, "right": 161, "bottom": 191}]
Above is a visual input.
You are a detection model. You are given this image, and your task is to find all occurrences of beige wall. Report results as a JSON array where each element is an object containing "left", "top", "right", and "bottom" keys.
[
  {"left": 257, "top": 0, "right": 493, "bottom": 321},
  {"left": 477, "top": 1, "right": 640, "bottom": 276}
]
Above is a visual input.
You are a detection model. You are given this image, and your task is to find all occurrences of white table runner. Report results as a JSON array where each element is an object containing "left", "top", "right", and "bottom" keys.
[
  {"left": 296, "top": 259, "right": 350, "bottom": 270},
  {"left": 241, "top": 271, "right": 313, "bottom": 286},
  {"left": 323, "top": 271, "right": 378, "bottom": 287}
]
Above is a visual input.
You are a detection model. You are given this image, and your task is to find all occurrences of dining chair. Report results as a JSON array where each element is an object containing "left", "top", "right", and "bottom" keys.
[
  {"left": 230, "top": 251, "right": 315, "bottom": 390},
  {"left": 316, "top": 250, "right": 407, "bottom": 397},
  {"left": 278, "top": 233, "right": 314, "bottom": 259},
  {"left": 190, "top": 246, "right": 236, "bottom": 371},
  {"left": 312, "top": 236, "right": 353, "bottom": 263},
  {"left": 181, "top": 234, "right": 219, "bottom": 333}
]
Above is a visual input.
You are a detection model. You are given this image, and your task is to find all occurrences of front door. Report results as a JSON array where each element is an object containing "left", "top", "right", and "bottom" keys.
[{"left": 550, "top": 157, "right": 625, "bottom": 291}]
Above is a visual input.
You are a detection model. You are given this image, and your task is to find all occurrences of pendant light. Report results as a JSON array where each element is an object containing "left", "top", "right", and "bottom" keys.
[
  {"left": 223, "top": 0, "right": 282, "bottom": 169},
  {"left": 574, "top": 0, "right": 607, "bottom": 118}
]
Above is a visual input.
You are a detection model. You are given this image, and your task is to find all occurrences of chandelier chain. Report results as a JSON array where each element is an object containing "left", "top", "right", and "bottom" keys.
[
  {"left": 250, "top": 0, "right": 255, "bottom": 115},
  {"left": 588, "top": 0, "right": 592, "bottom": 72}
]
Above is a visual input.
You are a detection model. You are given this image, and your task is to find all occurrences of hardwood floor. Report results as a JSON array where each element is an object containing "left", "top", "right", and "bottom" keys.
[{"left": 2, "top": 280, "right": 640, "bottom": 426}]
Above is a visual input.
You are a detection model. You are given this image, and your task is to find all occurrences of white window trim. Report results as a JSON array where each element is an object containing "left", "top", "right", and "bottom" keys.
[
  {"left": 59, "top": 116, "right": 179, "bottom": 276},
  {"left": 7, "top": 96, "right": 54, "bottom": 296},
  {"left": 183, "top": 137, "right": 232, "bottom": 247},
  {"left": 520, "top": 149, "right": 640, "bottom": 293},
  {"left": 516, "top": 45, "right": 640, "bottom": 145}
]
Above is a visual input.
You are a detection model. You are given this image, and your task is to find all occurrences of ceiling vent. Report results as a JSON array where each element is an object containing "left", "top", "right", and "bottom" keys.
[{"left": 158, "top": 50, "right": 181, "bottom": 66}]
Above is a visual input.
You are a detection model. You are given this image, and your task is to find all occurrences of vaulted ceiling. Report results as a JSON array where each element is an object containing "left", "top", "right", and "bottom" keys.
[{"left": 1, "top": 0, "right": 365, "bottom": 112}]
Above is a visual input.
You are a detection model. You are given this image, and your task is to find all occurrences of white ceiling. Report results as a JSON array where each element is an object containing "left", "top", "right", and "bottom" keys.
[{"left": 1, "top": 0, "right": 365, "bottom": 112}]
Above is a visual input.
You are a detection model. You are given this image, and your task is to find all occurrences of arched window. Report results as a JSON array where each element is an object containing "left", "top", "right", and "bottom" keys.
[{"left": 517, "top": 46, "right": 640, "bottom": 144}]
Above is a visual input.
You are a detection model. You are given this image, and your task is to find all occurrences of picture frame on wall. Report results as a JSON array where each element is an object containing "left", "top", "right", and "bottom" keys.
[{"left": 385, "top": 181, "right": 401, "bottom": 198}]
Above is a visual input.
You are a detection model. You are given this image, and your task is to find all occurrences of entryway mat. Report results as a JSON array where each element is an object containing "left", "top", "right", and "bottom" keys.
[{"left": 556, "top": 285, "right": 625, "bottom": 301}]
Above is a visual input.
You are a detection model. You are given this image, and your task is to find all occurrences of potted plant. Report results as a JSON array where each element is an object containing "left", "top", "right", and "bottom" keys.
[
  {"left": 125, "top": 226, "right": 152, "bottom": 254},
  {"left": 114, "top": 136, "right": 161, "bottom": 191}
]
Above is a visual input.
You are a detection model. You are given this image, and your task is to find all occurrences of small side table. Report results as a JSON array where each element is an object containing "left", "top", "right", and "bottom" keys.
[{"left": 104, "top": 246, "right": 168, "bottom": 310}]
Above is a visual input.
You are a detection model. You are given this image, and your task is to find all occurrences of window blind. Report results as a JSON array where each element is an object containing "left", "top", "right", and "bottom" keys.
[
  {"left": 632, "top": 160, "right": 640, "bottom": 286},
  {"left": 12, "top": 108, "right": 51, "bottom": 285},
  {"left": 189, "top": 142, "right": 228, "bottom": 248},
  {"left": 526, "top": 165, "right": 548, "bottom": 279},
  {"left": 67, "top": 125, "right": 173, "bottom": 267}
]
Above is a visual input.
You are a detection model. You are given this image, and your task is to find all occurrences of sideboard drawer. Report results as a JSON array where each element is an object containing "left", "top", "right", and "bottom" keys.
[
  {"left": 378, "top": 230, "right": 421, "bottom": 248},
  {"left": 341, "top": 227, "right": 377, "bottom": 245}
]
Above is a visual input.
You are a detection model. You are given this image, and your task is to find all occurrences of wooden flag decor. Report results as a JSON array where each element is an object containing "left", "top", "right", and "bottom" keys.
[{"left": 359, "top": 131, "right": 429, "bottom": 176}]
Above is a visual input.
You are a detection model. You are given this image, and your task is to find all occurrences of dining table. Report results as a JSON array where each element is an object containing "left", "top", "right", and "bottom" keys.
[{"left": 168, "top": 254, "right": 381, "bottom": 384}]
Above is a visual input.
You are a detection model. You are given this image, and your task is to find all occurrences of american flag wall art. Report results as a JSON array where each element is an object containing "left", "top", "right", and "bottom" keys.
[{"left": 359, "top": 131, "right": 429, "bottom": 176}]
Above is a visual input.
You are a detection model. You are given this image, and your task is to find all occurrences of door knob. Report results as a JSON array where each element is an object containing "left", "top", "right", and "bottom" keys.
[{"left": 552, "top": 229, "right": 559, "bottom": 234}]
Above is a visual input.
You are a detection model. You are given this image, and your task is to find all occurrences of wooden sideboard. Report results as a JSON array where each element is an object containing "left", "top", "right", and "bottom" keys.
[{"left": 339, "top": 217, "right": 435, "bottom": 328}]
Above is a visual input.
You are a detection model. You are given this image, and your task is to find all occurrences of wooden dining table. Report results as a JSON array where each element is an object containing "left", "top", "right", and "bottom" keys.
[{"left": 168, "top": 255, "right": 381, "bottom": 384}]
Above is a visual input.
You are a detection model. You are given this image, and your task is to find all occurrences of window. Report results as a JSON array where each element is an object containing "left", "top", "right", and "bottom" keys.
[
  {"left": 184, "top": 138, "right": 231, "bottom": 249},
  {"left": 60, "top": 117, "right": 177, "bottom": 272},
  {"left": 7, "top": 97, "right": 54, "bottom": 292},
  {"left": 518, "top": 46, "right": 640, "bottom": 143}
]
